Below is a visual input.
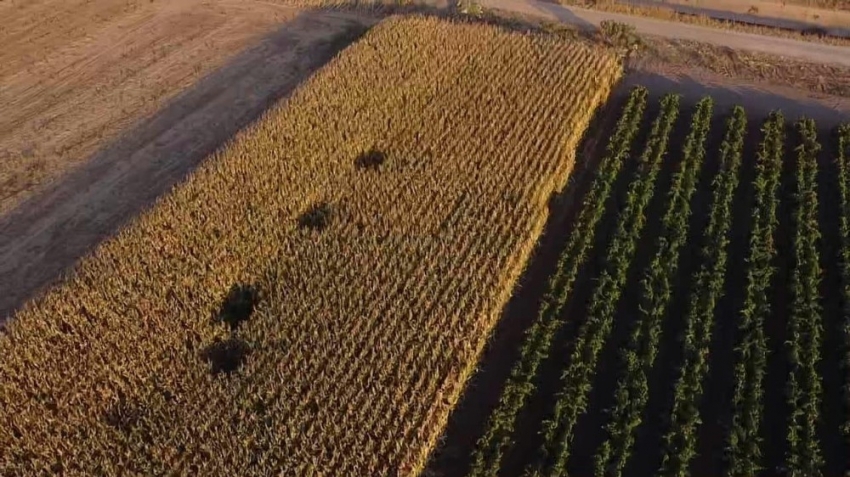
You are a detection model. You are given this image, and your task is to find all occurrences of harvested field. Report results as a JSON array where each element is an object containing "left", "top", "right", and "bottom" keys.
[
  {"left": 0, "top": 16, "right": 621, "bottom": 476},
  {"left": 429, "top": 86, "right": 850, "bottom": 477},
  {"left": 0, "top": 1, "right": 376, "bottom": 320},
  {"left": 0, "top": 0, "right": 303, "bottom": 216}
]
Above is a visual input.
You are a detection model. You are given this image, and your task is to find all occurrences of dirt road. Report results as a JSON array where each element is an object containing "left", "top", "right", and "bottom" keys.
[
  {"left": 481, "top": 0, "right": 850, "bottom": 67},
  {"left": 623, "top": 0, "right": 850, "bottom": 38}
]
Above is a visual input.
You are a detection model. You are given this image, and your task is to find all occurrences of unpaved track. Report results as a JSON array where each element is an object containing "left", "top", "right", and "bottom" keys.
[
  {"left": 481, "top": 0, "right": 850, "bottom": 66},
  {"left": 623, "top": 0, "right": 850, "bottom": 37},
  {"left": 0, "top": 3, "right": 375, "bottom": 320}
]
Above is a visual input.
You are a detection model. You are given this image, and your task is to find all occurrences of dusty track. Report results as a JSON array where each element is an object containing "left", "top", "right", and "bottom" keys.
[
  {"left": 623, "top": 0, "right": 850, "bottom": 38},
  {"left": 1, "top": 0, "right": 289, "bottom": 215},
  {"left": 0, "top": 2, "right": 375, "bottom": 320},
  {"left": 481, "top": 0, "right": 850, "bottom": 66}
]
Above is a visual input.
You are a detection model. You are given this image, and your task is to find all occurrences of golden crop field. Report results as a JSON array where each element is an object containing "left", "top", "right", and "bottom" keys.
[{"left": 0, "top": 16, "right": 620, "bottom": 476}]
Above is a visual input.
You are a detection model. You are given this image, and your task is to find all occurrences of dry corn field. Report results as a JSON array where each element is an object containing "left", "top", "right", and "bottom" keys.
[{"left": 0, "top": 16, "right": 621, "bottom": 475}]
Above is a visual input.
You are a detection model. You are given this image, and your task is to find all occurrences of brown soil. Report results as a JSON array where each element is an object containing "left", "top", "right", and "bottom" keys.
[
  {"left": 1, "top": 0, "right": 291, "bottom": 216},
  {"left": 0, "top": 1, "right": 376, "bottom": 320},
  {"left": 631, "top": 44, "right": 850, "bottom": 124},
  {"left": 615, "top": 0, "right": 850, "bottom": 37},
  {"left": 628, "top": 73, "right": 850, "bottom": 126}
]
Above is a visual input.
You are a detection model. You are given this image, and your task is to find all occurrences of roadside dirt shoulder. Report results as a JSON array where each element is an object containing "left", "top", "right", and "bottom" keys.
[{"left": 625, "top": 65, "right": 850, "bottom": 126}]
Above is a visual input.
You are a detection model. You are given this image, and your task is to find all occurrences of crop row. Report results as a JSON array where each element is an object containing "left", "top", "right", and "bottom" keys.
[
  {"left": 593, "top": 97, "right": 724, "bottom": 477},
  {"left": 653, "top": 97, "right": 720, "bottom": 477},
  {"left": 467, "top": 86, "right": 648, "bottom": 477},
  {"left": 726, "top": 111, "right": 785, "bottom": 476},
  {"left": 785, "top": 118, "right": 824, "bottom": 477},
  {"left": 530, "top": 93, "right": 682, "bottom": 477}
]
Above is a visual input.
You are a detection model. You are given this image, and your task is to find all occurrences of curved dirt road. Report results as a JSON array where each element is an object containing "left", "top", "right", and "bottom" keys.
[{"left": 481, "top": 0, "right": 850, "bottom": 67}]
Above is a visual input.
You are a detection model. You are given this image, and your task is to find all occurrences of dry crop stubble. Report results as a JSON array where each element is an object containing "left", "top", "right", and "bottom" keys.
[{"left": 0, "top": 16, "right": 621, "bottom": 476}]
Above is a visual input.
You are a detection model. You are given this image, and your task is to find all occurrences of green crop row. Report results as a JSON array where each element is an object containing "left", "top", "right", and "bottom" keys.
[
  {"left": 593, "top": 97, "right": 722, "bottom": 477},
  {"left": 467, "top": 86, "right": 648, "bottom": 477},
  {"left": 785, "top": 118, "right": 824, "bottom": 477},
  {"left": 529, "top": 93, "right": 681, "bottom": 477},
  {"left": 654, "top": 98, "right": 730, "bottom": 477},
  {"left": 725, "top": 111, "right": 784, "bottom": 477}
]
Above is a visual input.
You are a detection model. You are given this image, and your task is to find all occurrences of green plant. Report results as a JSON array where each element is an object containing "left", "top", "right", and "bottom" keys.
[
  {"left": 836, "top": 124, "right": 850, "bottom": 447},
  {"left": 599, "top": 20, "right": 643, "bottom": 51},
  {"left": 785, "top": 118, "right": 824, "bottom": 477},
  {"left": 726, "top": 111, "right": 785, "bottom": 477},
  {"left": 468, "top": 86, "right": 646, "bottom": 477},
  {"left": 531, "top": 93, "right": 681, "bottom": 477},
  {"left": 595, "top": 97, "right": 722, "bottom": 477}
]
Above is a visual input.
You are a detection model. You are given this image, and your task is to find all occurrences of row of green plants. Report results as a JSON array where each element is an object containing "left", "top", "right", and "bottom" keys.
[
  {"left": 467, "top": 86, "right": 649, "bottom": 477},
  {"left": 725, "top": 111, "right": 785, "bottom": 476},
  {"left": 593, "top": 97, "right": 721, "bottom": 477},
  {"left": 655, "top": 103, "right": 748, "bottom": 477},
  {"left": 785, "top": 118, "right": 824, "bottom": 477},
  {"left": 837, "top": 125, "right": 850, "bottom": 450},
  {"left": 530, "top": 93, "right": 682, "bottom": 477}
]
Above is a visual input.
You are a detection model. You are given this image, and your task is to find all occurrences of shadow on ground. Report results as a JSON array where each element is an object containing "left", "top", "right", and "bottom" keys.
[{"left": 421, "top": 73, "right": 850, "bottom": 476}]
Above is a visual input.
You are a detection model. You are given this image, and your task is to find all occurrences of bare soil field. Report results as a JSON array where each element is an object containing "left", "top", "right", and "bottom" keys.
[
  {"left": 0, "top": 1, "right": 375, "bottom": 319},
  {"left": 624, "top": 66, "right": 850, "bottom": 126},
  {"left": 783, "top": 0, "right": 850, "bottom": 10},
  {"left": 637, "top": 38, "right": 850, "bottom": 98},
  {"left": 1, "top": 0, "right": 292, "bottom": 215}
]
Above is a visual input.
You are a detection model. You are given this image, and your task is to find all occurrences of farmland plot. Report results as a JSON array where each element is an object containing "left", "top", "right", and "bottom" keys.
[
  {"left": 449, "top": 89, "right": 850, "bottom": 477},
  {"left": 0, "top": 16, "right": 621, "bottom": 476}
]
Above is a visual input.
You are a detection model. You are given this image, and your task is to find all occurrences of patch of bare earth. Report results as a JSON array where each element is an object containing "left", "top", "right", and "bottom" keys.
[
  {"left": 628, "top": 39, "right": 850, "bottom": 127},
  {"left": 0, "top": 0, "right": 376, "bottom": 319},
  {"left": 625, "top": 65, "right": 850, "bottom": 126},
  {"left": 619, "top": 0, "right": 850, "bottom": 37},
  {"left": 1, "top": 0, "right": 295, "bottom": 215},
  {"left": 634, "top": 38, "right": 850, "bottom": 101}
]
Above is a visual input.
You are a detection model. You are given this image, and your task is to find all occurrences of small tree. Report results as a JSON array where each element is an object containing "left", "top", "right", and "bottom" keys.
[
  {"left": 599, "top": 20, "right": 643, "bottom": 53},
  {"left": 458, "top": 0, "right": 483, "bottom": 16}
]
